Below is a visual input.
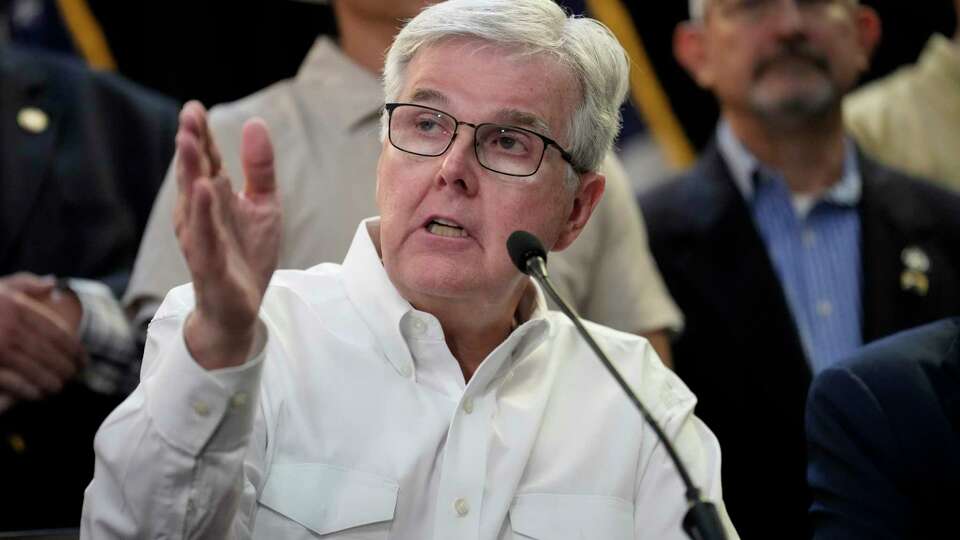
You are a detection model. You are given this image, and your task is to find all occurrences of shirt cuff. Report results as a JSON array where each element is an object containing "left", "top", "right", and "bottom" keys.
[
  {"left": 61, "top": 277, "right": 139, "bottom": 394},
  {"left": 145, "top": 317, "right": 267, "bottom": 456}
]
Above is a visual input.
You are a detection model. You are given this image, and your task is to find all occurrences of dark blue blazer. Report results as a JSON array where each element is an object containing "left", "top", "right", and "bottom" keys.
[
  {"left": 638, "top": 142, "right": 960, "bottom": 539},
  {"left": 806, "top": 318, "right": 960, "bottom": 539},
  {"left": 0, "top": 45, "right": 177, "bottom": 530}
]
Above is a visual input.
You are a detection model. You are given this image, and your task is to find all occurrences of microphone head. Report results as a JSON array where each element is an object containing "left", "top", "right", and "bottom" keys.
[{"left": 506, "top": 230, "right": 547, "bottom": 275}]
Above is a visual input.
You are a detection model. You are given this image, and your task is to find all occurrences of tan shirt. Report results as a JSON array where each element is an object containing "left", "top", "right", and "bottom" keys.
[
  {"left": 125, "top": 37, "right": 682, "bottom": 335},
  {"left": 845, "top": 34, "right": 960, "bottom": 189}
]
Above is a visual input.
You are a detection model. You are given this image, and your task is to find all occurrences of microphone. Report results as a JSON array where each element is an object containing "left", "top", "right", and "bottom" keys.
[{"left": 506, "top": 231, "right": 728, "bottom": 540}]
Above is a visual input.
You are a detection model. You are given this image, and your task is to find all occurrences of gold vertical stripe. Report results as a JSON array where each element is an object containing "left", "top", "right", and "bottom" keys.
[
  {"left": 56, "top": 0, "right": 116, "bottom": 70},
  {"left": 585, "top": 0, "right": 696, "bottom": 169}
]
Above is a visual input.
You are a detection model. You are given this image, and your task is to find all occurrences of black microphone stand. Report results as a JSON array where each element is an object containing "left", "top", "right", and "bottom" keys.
[{"left": 522, "top": 252, "right": 728, "bottom": 540}]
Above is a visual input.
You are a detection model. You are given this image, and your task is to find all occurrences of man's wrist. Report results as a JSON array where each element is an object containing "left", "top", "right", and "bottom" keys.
[
  {"left": 184, "top": 311, "right": 258, "bottom": 371},
  {"left": 50, "top": 278, "right": 84, "bottom": 332}
]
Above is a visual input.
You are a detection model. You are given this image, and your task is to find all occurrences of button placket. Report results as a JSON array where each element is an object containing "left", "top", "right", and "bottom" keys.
[
  {"left": 411, "top": 317, "right": 427, "bottom": 335},
  {"left": 230, "top": 392, "right": 248, "bottom": 408},
  {"left": 433, "top": 389, "right": 491, "bottom": 539},
  {"left": 454, "top": 497, "right": 470, "bottom": 517},
  {"left": 192, "top": 401, "right": 211, "bottom": 417}
]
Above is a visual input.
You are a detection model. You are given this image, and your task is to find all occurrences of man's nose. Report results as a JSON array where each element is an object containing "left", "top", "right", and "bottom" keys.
[
  {"left": 436, "top": 124, "right": 480, "bottom": 195},
  {"left": 769, "top": 0, "right": 806, "bottom": 37}
]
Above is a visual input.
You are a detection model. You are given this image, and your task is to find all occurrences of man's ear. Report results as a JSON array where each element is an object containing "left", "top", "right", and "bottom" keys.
[
  {"left": 553, "top": 171, "right": 605, "bottom": 252},
  {"left": 673, "top": 22, "right": 713, "bottom": 89},
  {"left": 855, "top": 6, "right": 882, "bottom": 61}
]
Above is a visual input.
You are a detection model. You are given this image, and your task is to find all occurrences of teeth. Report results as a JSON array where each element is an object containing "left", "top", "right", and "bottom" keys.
[
  {"left": 428, "top": 223, "right": 468, "bottom": 238},
  {"left": 433, "top": 218, "right": 461, "bottom": 227}
]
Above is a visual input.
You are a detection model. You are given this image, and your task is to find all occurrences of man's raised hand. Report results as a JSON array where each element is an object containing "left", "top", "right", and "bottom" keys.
[{"left": 173, "top": 101, "right": 281, "bottom": 370}]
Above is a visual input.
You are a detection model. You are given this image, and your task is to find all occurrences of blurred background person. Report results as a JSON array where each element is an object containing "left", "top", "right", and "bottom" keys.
[
  {"left": 806, "top": 318, "right": 960, "bottom": 539},
  {"left": 0, "top": 42, "right": 177, "bottom": 530},
  {"left": 641, "top": 0, "right": 960, "bottom": 537},
  {"left": 844, "top": 0, "right": 960, "bottom": 189}
]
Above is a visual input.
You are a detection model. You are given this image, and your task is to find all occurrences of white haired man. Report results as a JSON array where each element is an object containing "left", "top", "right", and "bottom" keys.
[
  {"left": 124, "top": 0, "right": 682, "bottom": 369},
  {"left": 81, "top": 0, "right": 736, "bottom": 538}
]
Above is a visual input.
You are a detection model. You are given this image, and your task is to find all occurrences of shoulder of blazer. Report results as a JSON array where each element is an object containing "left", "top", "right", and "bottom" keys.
[
  {"left": 860, "top": 150, "right": 960, "bottom": 237},
  {"left": 639, "top": 141, "right": 746, "bottom": 240}
]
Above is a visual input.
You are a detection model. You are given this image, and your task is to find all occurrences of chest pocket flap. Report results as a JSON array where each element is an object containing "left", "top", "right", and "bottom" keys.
[
  {"left": 510, "top": 493, "right": 634, "bottom": 540},
  {"left": 259, "top": 463, "right": 398, "bottom": 535}
]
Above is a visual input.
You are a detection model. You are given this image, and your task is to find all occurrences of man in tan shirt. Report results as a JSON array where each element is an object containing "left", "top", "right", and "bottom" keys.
[{"left": 844, "top": 0, "right": 960, "bottom": 188}]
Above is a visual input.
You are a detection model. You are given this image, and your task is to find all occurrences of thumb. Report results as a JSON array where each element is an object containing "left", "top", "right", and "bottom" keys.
[{"left": 241, "top": 117, "right": 276, "bottom": 198}]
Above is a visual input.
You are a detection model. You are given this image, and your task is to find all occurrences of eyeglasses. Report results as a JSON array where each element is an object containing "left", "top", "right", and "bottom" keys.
[
  {"left": 716, "top": 0, "right": 837, "bottom": 20},
  {"left": 384, "top": 102, "right": 580, "bottom": 178}
]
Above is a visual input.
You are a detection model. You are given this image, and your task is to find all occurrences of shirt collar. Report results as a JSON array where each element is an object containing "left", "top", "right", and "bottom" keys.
[
  {"left": 296, "top": 36, "right": 384, "bottom": 131},
  {"left": 716, "top": 119, "right": 862, "bottom": 212},
  {"left": 340, "top": 218, "right": 552, "bottom": 381},
  {"left": 920, "top": 33, "right": 960, "bottom": 95}
]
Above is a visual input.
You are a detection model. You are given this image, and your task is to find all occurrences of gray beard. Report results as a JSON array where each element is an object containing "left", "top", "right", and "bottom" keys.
[{"left": 748, "top": 81, "right": 838, "bottom": 130}]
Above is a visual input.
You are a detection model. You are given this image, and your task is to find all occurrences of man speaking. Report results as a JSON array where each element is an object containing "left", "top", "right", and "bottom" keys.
[{"left": 81, "top": 1, "right": 735, "bottom": 537}]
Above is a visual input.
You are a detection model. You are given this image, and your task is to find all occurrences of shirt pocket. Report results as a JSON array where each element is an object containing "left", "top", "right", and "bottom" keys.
[
  {"left": 509, "top": 493, "right": 633, "bottom": 540},
  {"left": 258, "top": 462, "right": 398, "bottom": 538}
]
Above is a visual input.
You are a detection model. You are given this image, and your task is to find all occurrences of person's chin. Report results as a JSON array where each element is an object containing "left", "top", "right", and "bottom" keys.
[
  {"left": 394, "top": 256, "right": 480, "bottom": 294},
  {"left": 750, "top": 82, "right": 836, "bottom": 123}
]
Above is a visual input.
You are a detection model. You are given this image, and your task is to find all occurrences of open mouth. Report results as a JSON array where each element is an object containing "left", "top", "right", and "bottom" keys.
[{"left": 426, "top": 218, "right": 468, "bottom": 238}]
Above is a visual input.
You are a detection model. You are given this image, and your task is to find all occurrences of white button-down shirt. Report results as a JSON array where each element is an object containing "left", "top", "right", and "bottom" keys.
[{"left": 82, "top": 219, "right": 736, "bottom": 539}]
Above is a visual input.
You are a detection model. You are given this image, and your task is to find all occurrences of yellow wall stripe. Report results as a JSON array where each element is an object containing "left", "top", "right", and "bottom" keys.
[
  {"left": 586, "top": 0, "right": 696, "bottom": 169},
  {"left": 56, "top": 0, "right": 116, "bottom": 71}
]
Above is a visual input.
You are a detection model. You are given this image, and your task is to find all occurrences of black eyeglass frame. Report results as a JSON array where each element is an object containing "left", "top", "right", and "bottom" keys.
[{"left": 384, "top": 102, "right": 582, "bottom": 178}]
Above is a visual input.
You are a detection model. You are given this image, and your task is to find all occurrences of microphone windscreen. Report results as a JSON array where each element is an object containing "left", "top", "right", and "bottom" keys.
[{"left": 506, "top": 230, "right": 547, "bottom": 274}]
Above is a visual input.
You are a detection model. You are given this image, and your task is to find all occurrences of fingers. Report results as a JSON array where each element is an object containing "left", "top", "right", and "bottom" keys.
[
  {"left": 175, "top": 100, "right": 226, "bottom": 195},
  {"left": 176, "top": 102, "right": 209, "bottom": 199},
  {"left": 9, "top": 293, "right": 84, "bottom": 373},
  {"left": 1, "top": 345, "right": 67, "bottom": 395},
  {"left": 181, "top": 100, "right": 223, "bottom": 175},
  {"left": 186, "top": 177, "right": 227, "bottom": 282},
  {"left": 0, "top": 368, "right": 42, "bottom": 401},
  {"left": 16, "top": 294, "right": 82, "bottom": 359},
  {"left": 203, "top": 115, "right": 224, "bottom": 176},
  {"left": 0, "top": 294, "right": 79, "bottom": 399},
  {"left": 241, "top": 118, "right": 276, "bottom": 198},
  {"left": 3, "top": 272, "right": 55, "bottom": 297}
]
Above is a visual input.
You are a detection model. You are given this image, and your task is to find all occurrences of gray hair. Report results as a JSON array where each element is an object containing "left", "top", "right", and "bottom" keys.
[{"left": 382, "top": 0, "right": 630, "bottom": 178}]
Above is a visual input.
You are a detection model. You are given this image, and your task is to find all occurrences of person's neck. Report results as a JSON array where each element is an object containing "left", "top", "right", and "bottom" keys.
[
  {"left": 412, "top": 290, "right": 523, "bottom": 383},
  {"left": 725, "top": 110, "right": 847, "bottom": 196},
  {"left": 334, "top": 6, "right": 399, "bottom": 75}
]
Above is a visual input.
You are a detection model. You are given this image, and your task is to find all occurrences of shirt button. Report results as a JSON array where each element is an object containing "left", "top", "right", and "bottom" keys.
[
  {"left": 454, "top": 497, "right": 470, "bottom": 517},
  {"left": 816, "top": 300, "right": 833, "bottom": 318},
  {"left": 192, "top": 401, "right": 211, "bottom": 417},
  {"left": 802, "top": 229, "right": 816, "bottom": 248},
  {"left": 398, "top": 364, "right": 412, "bottom": 378},
  {"left": 462, "top": 398, "right": 474, "bottom": 414},
  {"left": 231, "top": 392, "right": 248, "bottom": 408},
  {"left": 411, "top": 318, "right": 427, "bottom": 335}
]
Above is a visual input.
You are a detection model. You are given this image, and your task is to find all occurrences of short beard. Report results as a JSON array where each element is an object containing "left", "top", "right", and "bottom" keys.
[
  {"left": 747, "top": 41, "right": 840, "bottom": 129},
  {"left": 749, "top": 80, "right": 838, "bottom": 130}
]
